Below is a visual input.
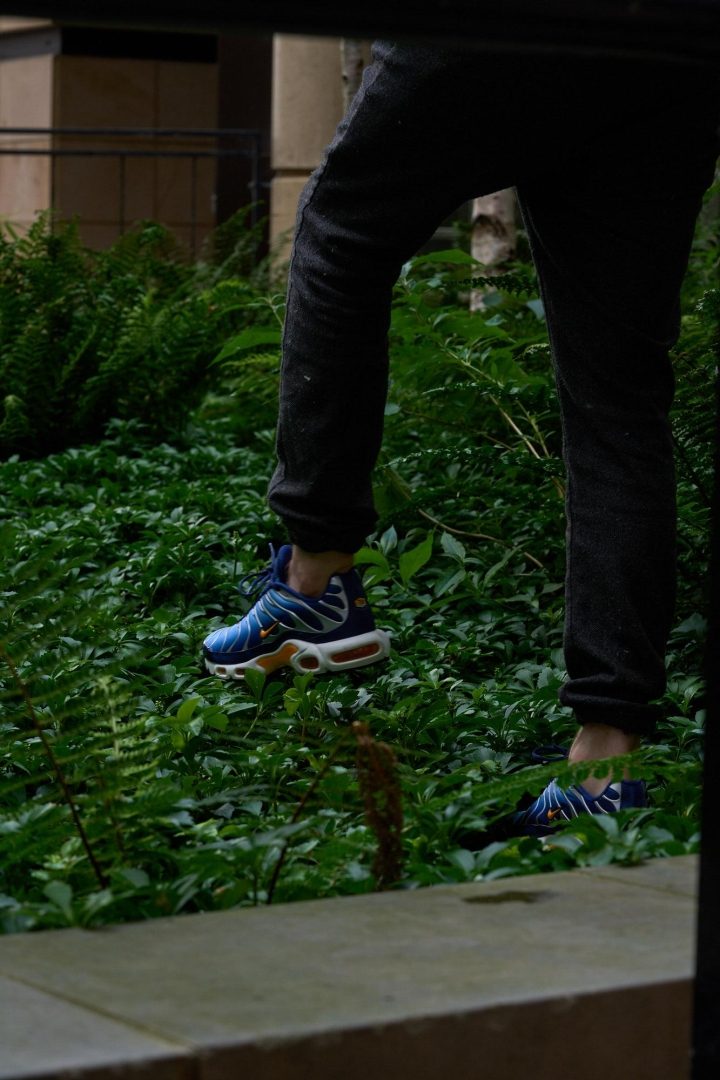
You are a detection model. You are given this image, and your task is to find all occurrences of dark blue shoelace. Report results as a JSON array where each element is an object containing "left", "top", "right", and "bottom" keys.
[
  {"left": 236, "top": 544, "right": 283, "bottom": 599},
  {"left": 530, "top": 744, "right": 570, "bottom": 765}
]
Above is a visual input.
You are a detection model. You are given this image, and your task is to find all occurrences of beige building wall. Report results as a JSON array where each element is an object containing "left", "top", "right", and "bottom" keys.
[
  {"left": 0, "top": 53, "right": 53, "bottom": 231},
  {"left": 270, "top": 34, "right": 346, "bottom": 273},
  {"left": 52, "top": 55, "right": 218, "bottom": 252},
  {"left": 0, "top": 21, "right": 219, "bottom": 252}
]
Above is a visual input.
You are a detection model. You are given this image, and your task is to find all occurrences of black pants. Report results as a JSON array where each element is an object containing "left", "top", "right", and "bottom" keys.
[{"left": 268, "top": 40, "right": 720, "bottom": 736}]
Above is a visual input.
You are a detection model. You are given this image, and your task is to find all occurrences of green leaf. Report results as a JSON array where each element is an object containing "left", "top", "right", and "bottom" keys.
[
  {"left": 243, "top": 667, "right": 266, "bottom": 701},
  {"left": 447, "top": 848, "right": 475, "bottom": 873},
  {"left": 203, "top": 710, "right": 229, "bottom": 732},
  {"left": 212, "top": 326, "right": 282, "bottom": 364},
  {"left": 442, "top": 312, "right": 508, "bottom": 343},
  {"left": 434, "top": 567, "right": 467, "bottom": 598},
  {"left": 118, "top": 868, "right": 150, "bottom": 888},
  {"left": 354, "top": 547, "right": 390, "bottom": 570},
  {"left": 354, "top": 546, "right": 391, "bottom": 588},
  {"left": 177, "top": 697, "right": 199, "bottom": 725},
  {"left": 483, "top": 549, "right": 514, "bottom": 586},
  {"left": 409, "top": 249, "right": 478, "bottom": 268},
  {"left": 526, "top": 298, "right": 545, "bottom": 319},
  {"left": 379, "top": 525, "right": 398, "bottom": 554},
  {"left": 399, "top": 532, "right": 434, "bottom": 585},
  {"left": 440, "top": 532, "right": 466, "bottom": 564},
  {"left": 43, "top": 880, "right": 73, "bottom": 920},
  {"left": 283, "top": 688, "right": 301, "bottom": 717}
]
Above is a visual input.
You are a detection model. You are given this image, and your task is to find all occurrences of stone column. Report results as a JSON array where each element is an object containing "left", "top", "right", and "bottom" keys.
[{"left": 269, "top": 34, "right": 345, "bottom": 277}]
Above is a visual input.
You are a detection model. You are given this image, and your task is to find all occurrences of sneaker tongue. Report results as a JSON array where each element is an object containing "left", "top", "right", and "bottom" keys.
[
  {"left": 576, "top": 779, "right": 621, "bottom": 801},
  {"left": 273, "top": 544, "right": 294, "bottom": 583}
]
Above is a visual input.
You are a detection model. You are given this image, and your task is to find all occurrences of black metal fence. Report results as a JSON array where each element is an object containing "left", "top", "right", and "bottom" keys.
[{"left": 0, "top": 126, "right": 264, "bottom": 255}]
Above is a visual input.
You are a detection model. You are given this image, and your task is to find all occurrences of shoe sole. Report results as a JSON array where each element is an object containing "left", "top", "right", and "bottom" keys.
[{"left": 205, "top": 629, "right": 391, "bottom": 679}]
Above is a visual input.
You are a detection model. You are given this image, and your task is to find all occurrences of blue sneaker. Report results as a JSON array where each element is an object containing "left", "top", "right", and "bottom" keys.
[
  {"left": 203, "top": 544, "right": 391, "bottom": 679},
  {"left": 511, "top": 775, "right": 647, "bottom": 837}
]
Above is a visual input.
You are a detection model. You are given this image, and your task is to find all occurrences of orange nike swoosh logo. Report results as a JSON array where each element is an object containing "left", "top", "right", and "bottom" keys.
[
  {"left": 260, "top": 621, "right": 279, "bottom": 639},
  {"left": 546, "top": 808, "right": 562, "bottom": 821}
]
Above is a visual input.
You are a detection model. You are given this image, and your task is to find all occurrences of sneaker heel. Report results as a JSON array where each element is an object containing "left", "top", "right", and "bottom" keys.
[
  {"left": 322, "top": 630, "right": 391, "bottom": 672},
  {"left": 329, "top": 642, "right": 383, "bottom": 664}
]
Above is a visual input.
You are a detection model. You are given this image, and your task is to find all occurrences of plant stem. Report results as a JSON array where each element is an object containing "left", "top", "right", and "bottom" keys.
[
  {"left": 266, "top": 725, "right": 352, "bottom": 904},
  {"left": 416, "top": 507, "right": 545, "bottom": 570},
  {"left": 0, "top": 643, "right": 108, "bottom": 888}
]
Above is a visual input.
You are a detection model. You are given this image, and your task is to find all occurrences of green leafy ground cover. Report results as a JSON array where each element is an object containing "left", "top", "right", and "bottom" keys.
[{"left": 0, "top": 198, "right": 716, "bottom": 933}]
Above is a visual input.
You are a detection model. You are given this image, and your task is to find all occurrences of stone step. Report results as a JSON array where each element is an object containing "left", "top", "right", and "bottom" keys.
[{"left": 0, "top": 855, "right": 698, "bottom": 1079}]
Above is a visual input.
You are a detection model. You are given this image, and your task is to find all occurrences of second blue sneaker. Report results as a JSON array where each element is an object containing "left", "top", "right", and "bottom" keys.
[
  {"left": 203, "top": 545, "right": 391, "bottom": 679},
  {"left": 511, "top": 775, "right": 647, "bottom": 838}
]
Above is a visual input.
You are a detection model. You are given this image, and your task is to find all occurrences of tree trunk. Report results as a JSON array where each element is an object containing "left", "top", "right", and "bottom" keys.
[{"left": 470, "top": 189, "right": 517, "bottom": 311}]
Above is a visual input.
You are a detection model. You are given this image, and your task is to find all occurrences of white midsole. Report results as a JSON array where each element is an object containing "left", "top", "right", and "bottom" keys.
[{"left": 205, "top": 629, "right": 391, "bottom": 679}]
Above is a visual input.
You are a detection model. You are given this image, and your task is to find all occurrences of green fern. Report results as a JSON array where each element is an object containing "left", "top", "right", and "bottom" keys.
[{"left": 0, "top": 211, "right": 274, "bottom": 459}]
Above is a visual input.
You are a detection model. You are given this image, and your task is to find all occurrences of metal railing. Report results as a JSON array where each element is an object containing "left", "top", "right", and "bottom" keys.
[{"left": 0, "top": 126, "right": 264, "bottom": 255}]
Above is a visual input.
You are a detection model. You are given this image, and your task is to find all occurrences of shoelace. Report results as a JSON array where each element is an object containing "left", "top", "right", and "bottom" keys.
[
  {"left": 530, "top": 744, "right": 570, "bottom": 765},
  {"left": 236, "top": 544, "right": 284, "bottom": 599}
]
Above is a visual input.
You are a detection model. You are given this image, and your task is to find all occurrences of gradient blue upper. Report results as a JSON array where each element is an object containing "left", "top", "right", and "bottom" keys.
[
  {"left": 512, "top": 775, "right": 647, "bottom": 837},
  {"left": 203, "top": 544, "right": 376, "bottom": 666}
]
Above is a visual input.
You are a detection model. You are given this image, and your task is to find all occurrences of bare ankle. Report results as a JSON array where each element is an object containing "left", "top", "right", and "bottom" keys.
[
  {"left": 286, "top": 546, "right": 354, "bottom": 597},
  {"left": 568, "top": 722, "right": 641, "bottom": 794}
]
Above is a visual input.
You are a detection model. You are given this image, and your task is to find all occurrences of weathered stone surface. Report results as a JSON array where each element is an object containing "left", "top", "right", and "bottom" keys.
[
  {"left": 0, "top": 856, "right": 697, "bottom": 1080},
  {"left": 577, "top": 852, "right": 699, "bottom": 896},
  {"left": 0, "top": 973, "right": 190, "bottom": 1079}
]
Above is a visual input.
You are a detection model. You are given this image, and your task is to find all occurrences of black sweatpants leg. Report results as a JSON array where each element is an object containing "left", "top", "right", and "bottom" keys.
[
  {"left": 268, "top": 40, "right": 520, "bottom": 552},
  {"left": 517, "top": 63, "right": 720, "bottom": 734},
  {"left": 267, "top": 41, "right": 720, "bottom": 735}
]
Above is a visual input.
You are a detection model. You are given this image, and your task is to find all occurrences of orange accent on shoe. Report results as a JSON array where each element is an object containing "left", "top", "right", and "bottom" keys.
[
  {"left": 329, "top": 643, "right": 380, "bottom": 663},
  {"left": 260, "top": 621, "right": 279, "bottom": 639},
  {"left": 300, "top": 656, "right": 320, "bottom": 670},
  {"left": 546, "top": 807, "right": 562, "bottom": 821},
  {"left": 353, "top": 597, "right": 367, "bottom": 607},
  {"left": 257, "top": 643, "right": 299, "bottom": 673}
]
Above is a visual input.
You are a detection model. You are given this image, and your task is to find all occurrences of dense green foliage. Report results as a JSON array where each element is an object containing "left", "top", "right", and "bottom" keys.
[
  {"left": 0, "top": 188, "right": 717, "bottom": 932},
  {"left": 0, "top": 211, "right": 273, "bottom": 458}
]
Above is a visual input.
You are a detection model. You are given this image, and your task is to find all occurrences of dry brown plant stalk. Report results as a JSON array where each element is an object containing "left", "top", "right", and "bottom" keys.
[{"left": 352, "top": 720, "right": 403, "bottom": 889}]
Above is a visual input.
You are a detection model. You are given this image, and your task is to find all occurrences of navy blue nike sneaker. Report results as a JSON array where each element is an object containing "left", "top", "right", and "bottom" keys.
[
  {"left": 203, "top": 544, "right": 390, "bottom": 679},
  {"left": 511, "top": 775, "right": 647, "bottom": 837}
]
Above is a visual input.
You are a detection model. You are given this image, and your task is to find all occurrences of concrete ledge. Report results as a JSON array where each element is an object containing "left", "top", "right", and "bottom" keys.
[{"left": 0, "top": 855, "right": 698, "bottom": 1080}]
